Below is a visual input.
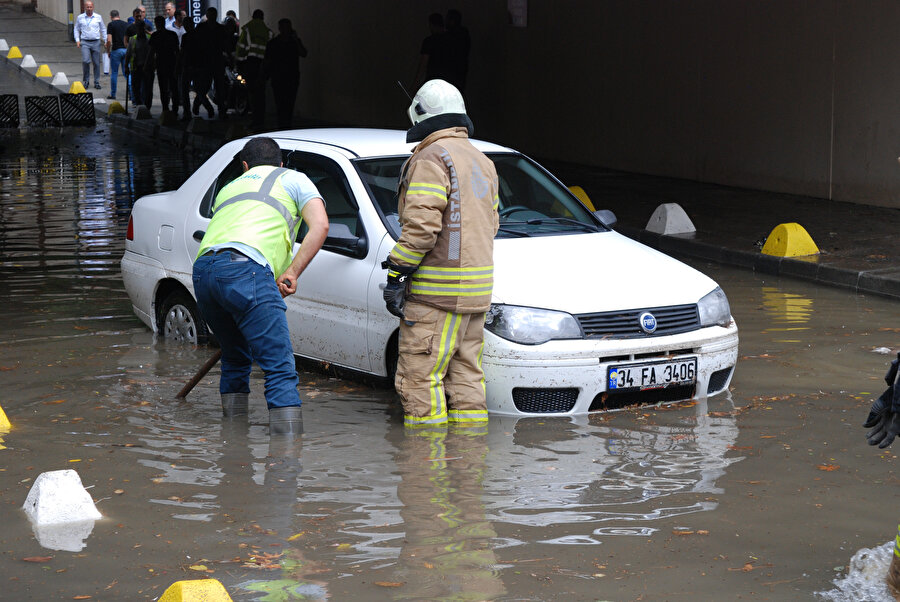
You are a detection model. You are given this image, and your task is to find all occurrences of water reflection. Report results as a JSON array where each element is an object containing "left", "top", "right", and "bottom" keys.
[{"left": 760, "top": 286, "right": 813, "bottom": 343}]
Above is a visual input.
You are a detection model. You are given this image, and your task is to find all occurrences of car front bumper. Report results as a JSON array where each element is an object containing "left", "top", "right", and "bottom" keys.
[{"left": 483, "top": 322, "right": 739, "bottom": 415}]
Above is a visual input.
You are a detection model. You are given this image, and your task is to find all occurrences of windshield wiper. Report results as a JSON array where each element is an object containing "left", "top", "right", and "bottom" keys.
[
  {"left": 496, "top": 226, "right": 531, "bottom": 237},
  {"left": 520, "top": 217, "right": 602, "bottom": 232}
]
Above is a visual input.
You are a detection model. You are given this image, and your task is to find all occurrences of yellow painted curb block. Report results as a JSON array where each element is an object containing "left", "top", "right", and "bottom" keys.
[
  {"left": 35, "top": 64, "right": 52, "bottom": 77},
  {"left": 107, "top": 101, "right": 125, "bottom": 115},
  {"left": 69, "top": 81, "right": 86, "bottom": 94},
  {"left": 159, "top": 579, "right": 232, "bottom": 602},
  {"left": 568, "top": 185, "right": 596, "bottom": 212},
  {"left": 8, "top": 46, "right": 23, "bottom": 59},
  {"left": 0, "top": 404, "right": 10, "bottom": 430},
  {"left": 761, "top": 222, "right": 819, "bottom": 257}
]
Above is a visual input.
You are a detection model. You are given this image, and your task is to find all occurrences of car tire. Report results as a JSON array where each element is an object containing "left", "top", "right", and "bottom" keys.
[{"left": 159, "top": 290, "right": 209, "bottom": 345}]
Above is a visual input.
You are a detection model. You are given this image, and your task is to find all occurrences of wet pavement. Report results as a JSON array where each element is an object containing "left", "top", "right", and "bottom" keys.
[{"left": 1, "top": 124, "right": 899, "bottom": 600}]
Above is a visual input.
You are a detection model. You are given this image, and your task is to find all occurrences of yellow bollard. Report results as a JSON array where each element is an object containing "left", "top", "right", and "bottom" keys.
[
  {"left": 35, "top": 64, "right": 52, "bottom": 77},
  {"left": 69, "top": 81, "right": 86, "bottom": 94},
  {"left": 7, "top": 46, "right": 23, "bottom": 59},
  {"left": 0, "top": 404, "right": 10, "bottom": 430},
  {"left": 158, "top": 579, "right": 233, "bottom": 602},
  {"left": 107, "top": 101, "right": 125, "bottom": 115},
  {"left": 761, "top": 222, "right": 819, "bottom": 257}
]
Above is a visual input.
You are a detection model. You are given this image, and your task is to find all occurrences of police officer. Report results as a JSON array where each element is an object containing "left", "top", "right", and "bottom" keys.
[
  {"left": 236, "top": 9, "right": 273, "bottom": 128},
  {"left": 383, "top": 79, "right": 500, "bottom": 429},
  {"left": 193, "top": 137, "right": 328, "bottom": 435}
]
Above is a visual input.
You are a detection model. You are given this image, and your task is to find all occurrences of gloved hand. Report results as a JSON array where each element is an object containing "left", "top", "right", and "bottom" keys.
[
  {"left": 382, "top": 260, "right": 416, "bottom": 319},
  {"left": 863, "top": 388, "right": 892, "bottom": 428},
  {"left": 867, "top": 410, "right": 900, "bottom": 449}
]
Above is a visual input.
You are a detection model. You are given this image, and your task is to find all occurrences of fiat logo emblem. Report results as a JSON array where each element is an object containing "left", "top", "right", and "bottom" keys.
[{"left": 639, "top": 312, "right": 658, "bottom": 333}]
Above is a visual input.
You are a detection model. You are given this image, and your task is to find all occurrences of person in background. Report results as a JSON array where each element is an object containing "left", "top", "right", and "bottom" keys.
[
  {"left": 176, "top": 15, "right": 198, "bottom": 122},
  {"left": 163, "top": 1, "right": 176, "bottom": 29},
  {"left": 444, "top": 9, "right": 470, "bottom": 93},
  {"left": 236, "top": 9, "right": 272, "bottom": 128},
  {"left": 124, "top": 19, "right": 153, "bottom": 107},
  {"left": 149, "top": 15, "right": 179, "bottom": 115},
  {"left": 74, "top": 0, "right": 106, "bottom": 90},
  {"left": 193, "top": 137, "right": 329, "bottom": 435},
  {"left": 264, "top": 18, "right": 307, "bottom": 130},
  {"left": 193, "top": 6, "right": 228, "bottom": 119},
  {"left": 127, "top": 4, "right": 153, "bottom": 32},
  {"left": 413, "top": 12, "right": 450, "bottom": 90},
  {"left": 105, "top": 9, "right": 128, "bottom": 99}
]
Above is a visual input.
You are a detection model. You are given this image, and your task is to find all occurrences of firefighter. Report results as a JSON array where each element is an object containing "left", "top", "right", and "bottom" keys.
[
  {"left": 193, "top": 137, "right": 328, "bottom": 435},
  {"left": 383, "top": 79, "right": 500, "bottom": 429},
  {"left": 235, "top": 9, "right": 273, "bottom": 128}
]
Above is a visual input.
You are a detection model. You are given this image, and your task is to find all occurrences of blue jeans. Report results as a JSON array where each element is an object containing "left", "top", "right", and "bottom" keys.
[
  {"left": 192, "top": 250, "right": 301, "bottom": 409},
  {"left": 109, "top": 48, "right": 126, "bottom": 97},
  {"left": 79, "top": 39, "right": 102, "bottom": 85}
]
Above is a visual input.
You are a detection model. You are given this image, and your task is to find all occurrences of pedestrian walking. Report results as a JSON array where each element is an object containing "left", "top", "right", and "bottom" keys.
[
  {"left": 192, "top": 136, "right": 329, "bottom": 435},
  {"left": 383, "top": 79, "right": 499, "bottom": 429},
  {"left": 149, "top": 15, "right": 179, "bottom": 114},
  {"left": 74, "top": 1, "right": 106, "bottom": 90},
  {"left": 236, "top": 9, "right": 273, "bottom": 128},
  {"left": 264, "top": 18, "right": 307, "bottom": 130},
  {"left": 105, "top": 9, "right": 128, "bottom": 100},
  {"left": 124, "top": 20, "right": 153, "bottom": 107},
  {"left": 177, "top": 16, "right": 200, "bottom": 121},
  {"left": 193, "top": 7, "right": 228, "bottom": 119}
]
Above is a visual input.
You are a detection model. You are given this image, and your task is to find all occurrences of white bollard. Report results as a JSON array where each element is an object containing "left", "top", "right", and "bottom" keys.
[
  {"left": 0, "top": 40, "right": 8, "bottom": 52},
  {"left": 20, "top": 54, "right": 37, "bottom": 68},
  {"left": 22, "top": 469, "right": 102, "bottom": 525},
  {"left": 51, "top": 72, "right": 69, "bottom": 86},
  {"left": 645, "top": 202, "right": 697, "bottom": 236}
]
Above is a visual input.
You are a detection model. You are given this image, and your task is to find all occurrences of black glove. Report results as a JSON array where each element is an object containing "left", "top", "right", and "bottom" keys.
[
  {"left": 864, "top": 388, "right": 892, "bottom": 428},
  {"left": 867, "top": 410, "right": 900, "bottom": 449},
  {"left": 382, "top": 260, "right": 416, "bottom": 319}
]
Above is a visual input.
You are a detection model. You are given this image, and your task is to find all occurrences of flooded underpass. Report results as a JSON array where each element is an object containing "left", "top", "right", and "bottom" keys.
[{"left": 0, "top": 128, "right": 896, "bottom": 601}]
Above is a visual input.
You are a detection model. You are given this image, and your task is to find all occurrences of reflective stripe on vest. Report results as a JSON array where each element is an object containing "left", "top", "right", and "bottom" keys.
[{"left": 213, "top": 167, "right": 297, "bottom": 232}]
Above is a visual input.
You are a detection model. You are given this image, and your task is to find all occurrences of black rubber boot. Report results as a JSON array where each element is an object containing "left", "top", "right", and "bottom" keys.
[
  {"left": 221, "top": 392, "right": 249, "bottom": 417},
  {"left": 269, "top": 406, "right": 303, "bottom": 435}
]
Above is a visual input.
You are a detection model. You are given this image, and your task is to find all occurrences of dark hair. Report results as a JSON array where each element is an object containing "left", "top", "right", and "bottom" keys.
[
  {"left": 241, "top": 137, "right": 282, "bottom": 169},
  {"left": 428, "top": 13, "right": 443, "bottom": 28},
  {"left": 206, "top": 6, "right": 217, "bottom": 20},
  {"left": 110, "top": 9, "right": 119, "bottom": 17},
  {"left": 278, "top": 18, "right": 291, "bottom": 28},
  {"left": 154, "top": 15, "right": 165, "bottom": 28},
  {"left": 132, "top": 7, "right": 142, "bottom": 18},
  {"left": 252, "top": 9, "right": 264, "bottom": 19}
]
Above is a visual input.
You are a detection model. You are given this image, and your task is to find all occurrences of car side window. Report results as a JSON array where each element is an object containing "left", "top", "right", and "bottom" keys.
[
  {"left": 284, "top": 151, "right": 364, "bottom": 248},
  {"left": 199, "top": 155, "right": 243, "bottom": 218}
]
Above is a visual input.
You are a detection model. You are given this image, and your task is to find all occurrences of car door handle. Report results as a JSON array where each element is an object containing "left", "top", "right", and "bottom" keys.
[{"left": 192, "top": 230, "right": 205, "bottom": 242}]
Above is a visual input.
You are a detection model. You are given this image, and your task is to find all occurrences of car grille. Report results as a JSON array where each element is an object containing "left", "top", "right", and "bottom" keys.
[
  {"left": 576, "top": 304, "right": 700, "bottom": 339},
  {"left": 588, "top": 385, "right": 696, "bottom": 411},
  {"left": 706, "top": 367, "right": 733, "bottom": 394},
  {"left": 512, "top": 388, "right": 579, "bottom": 413}
]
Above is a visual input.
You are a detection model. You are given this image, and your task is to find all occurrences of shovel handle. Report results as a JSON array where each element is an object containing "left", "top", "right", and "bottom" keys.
[{"left": 175, "top": 349, "right": 222, "bottom": 400}]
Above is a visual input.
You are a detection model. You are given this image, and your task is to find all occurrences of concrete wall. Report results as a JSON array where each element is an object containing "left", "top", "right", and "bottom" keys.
[{"left": 39, "top": 0, "right": 900, "bottom": 208}]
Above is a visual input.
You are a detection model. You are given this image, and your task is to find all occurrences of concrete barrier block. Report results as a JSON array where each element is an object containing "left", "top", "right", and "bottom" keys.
[
  {"left": 35, "top": 64, "right": 52, "bottom": 77},
  {"left": 132, "top": 104, "right": 152, "bottom": 120},
  {"left": 20, "top": 54, "right": 36, "bottom": 68},
  {"left": 0, "top": 404, "right": 9, "bottom": 429},
  {"left": 0, "top": 40, "right": 8, "bottom": 52},
  {"left": 107, "top": 101, "right": 125, "bottom": 115},
  {"left": 68, "top": 81, "right": 86, "bottom": 94},
  {"left": 645, "top": 202, "right": 696, "bottom": 236},
  {"left": 158, "top": 579, "right": 233, "bottom": 601},
  {"left": 51, "top": 72, "right": 69, "bottom": 86},
  {"left": 761, "top": 222, "right": 819, "bottom": 257},
  {"left": 22, "top": 469, "right": 102, "bottom": 525},
  {"left": 7, "top": 46, "right": 22, "bottom": 59}
]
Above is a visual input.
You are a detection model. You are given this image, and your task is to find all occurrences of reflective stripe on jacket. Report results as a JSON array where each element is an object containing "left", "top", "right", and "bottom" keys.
[
  {"left": 389, "top": 127, "right": 500, "bottom": 313},
  {"left": 197, "top": 166, "right": 300, "bottom": 276},
  {"left": 236, "top": 19, "right": 272, "bottom": 60}
]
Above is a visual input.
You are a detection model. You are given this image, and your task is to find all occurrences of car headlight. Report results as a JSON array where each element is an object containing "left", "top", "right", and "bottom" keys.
[
  {"left": 484, "top": 304, "right": 583, "bottom": 345},
  {"left": 698, "top": 287, "right": 731, "bottom": 327}
]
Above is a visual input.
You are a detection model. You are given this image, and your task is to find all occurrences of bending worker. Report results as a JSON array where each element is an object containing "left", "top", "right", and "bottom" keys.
[
  {"left": 193, "top": 137, "right": 328, "bottom": 435},
  {"left": 383, "top": 79, "right": 499, "bottom": 429}
]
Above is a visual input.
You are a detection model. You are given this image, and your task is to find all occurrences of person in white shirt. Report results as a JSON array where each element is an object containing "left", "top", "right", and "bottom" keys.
[
  {"left": 74, "top": 0, "right": 106, "bottom": 90},
  {"left": 165, "top": 3, "right": 185, "bottom": 45}
]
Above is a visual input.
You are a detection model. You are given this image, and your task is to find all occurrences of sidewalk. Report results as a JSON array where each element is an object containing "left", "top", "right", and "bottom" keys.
[{"left": 2, "top": 2, "right": 900, "bottom": 301}]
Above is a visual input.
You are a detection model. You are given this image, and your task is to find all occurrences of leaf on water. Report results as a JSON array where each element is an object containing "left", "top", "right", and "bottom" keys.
[
  {"left": 817, "top": 464, "right": 839, "bottom": 471},
  {"left": 114, "top": 489, "right": 125, "bottom": 495},
  {"left": 43, "top": 399, "right": 66, "bottom": 405},
  {"left": 72, "top": 596, "right": 92, "bottom": 599},
  {"left": 335, "top": 543, "right": 352, "bottom": 550},
  {"left": 673, "top": 530, "right": 694, "bottom": 536},
  {"left": 287, "top": 532, "right": 305, "bottom": 541},
  {"left": 375, "top": 582, "right": 404, "bottom": 587},
  {"left": 188, "top": 565, "right": 208, "bottom": 571},
  {"left": 23, "top": 556, "right": 53, "bottom": 562},
  {"left": 68, "top": 459, "right": 81, "bottom": 463},
  {"left": 424, "top": 562, "right": 434, "bottom": 569},
  {"left": 708, "top": 412, "right": 732, "bottom": 417}
]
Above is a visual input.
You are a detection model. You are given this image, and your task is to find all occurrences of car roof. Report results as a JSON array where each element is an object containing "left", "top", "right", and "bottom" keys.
[{"left": 264, "top": 128, "right": 514, "bottom": 159}]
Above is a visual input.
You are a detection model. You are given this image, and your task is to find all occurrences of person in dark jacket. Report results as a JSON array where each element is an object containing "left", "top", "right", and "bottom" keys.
[
  {"left": 176, "top": 14, "right": 197, "bottom": 121},
  {"left": 149, "top": 15, "right": 180, "bottom": 115},
  {"left": 124, "top": 20, "right": 153, "bottom": 107},
  {"left": 192, "top": 7, "right": 228, "bottom": 119},
  {"left": 264, "top": 18, "right": 307, "bottom": 130}
]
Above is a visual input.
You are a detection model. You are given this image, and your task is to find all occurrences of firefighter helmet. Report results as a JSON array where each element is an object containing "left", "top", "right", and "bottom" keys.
[{"left": 407, "top": 79, "right": 466, "bottom": 126}]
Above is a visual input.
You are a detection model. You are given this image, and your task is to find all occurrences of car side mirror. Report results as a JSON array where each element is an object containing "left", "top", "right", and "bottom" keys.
[
  {"left": 593, "top": 209, "right": 617, "bottom": 228},
  {"left": 323, "top": 222, "right": 368, "bottom": 258}
]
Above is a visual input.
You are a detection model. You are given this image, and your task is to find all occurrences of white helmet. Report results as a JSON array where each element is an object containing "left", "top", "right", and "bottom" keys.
[{"left": 408, "top": 79, "right": 466, "bottom": 126}]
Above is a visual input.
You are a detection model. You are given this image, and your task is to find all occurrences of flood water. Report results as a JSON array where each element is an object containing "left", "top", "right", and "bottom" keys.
[{"left": 0, "top": 128, "right": 896, "bottom": 601}]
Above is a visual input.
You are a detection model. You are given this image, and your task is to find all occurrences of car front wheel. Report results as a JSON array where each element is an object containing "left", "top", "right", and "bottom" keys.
[{"left": 159, "top": 290, "right": 208, "bottom": 345}]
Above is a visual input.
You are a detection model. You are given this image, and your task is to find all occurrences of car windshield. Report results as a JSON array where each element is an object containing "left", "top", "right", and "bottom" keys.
[{"left": 353, "top": 152, "right": 607, "bottom": 239}]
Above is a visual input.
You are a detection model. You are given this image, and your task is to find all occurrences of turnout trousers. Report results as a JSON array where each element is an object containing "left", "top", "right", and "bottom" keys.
[{"left": 395, "top": 301, "right": 488, "bottom": 428}]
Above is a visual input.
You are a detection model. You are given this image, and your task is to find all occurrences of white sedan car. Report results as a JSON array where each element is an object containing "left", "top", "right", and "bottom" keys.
[{"left": 121, "top": 129, "right": 738, "bottom": 415}]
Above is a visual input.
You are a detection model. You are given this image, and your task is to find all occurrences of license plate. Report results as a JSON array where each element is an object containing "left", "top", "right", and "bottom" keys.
[{"left": 607, "top": 358, "right": 697, "bottom": 391}]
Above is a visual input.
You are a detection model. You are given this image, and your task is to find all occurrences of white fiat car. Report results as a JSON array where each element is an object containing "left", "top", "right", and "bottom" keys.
[{"left": 121, "top": 129, "right": 738, "bottom": 415}]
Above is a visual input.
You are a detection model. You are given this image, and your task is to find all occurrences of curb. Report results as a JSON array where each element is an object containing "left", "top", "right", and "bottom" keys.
[{"left": 620, "top": 226, "right": 900, "bottom": 301}]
